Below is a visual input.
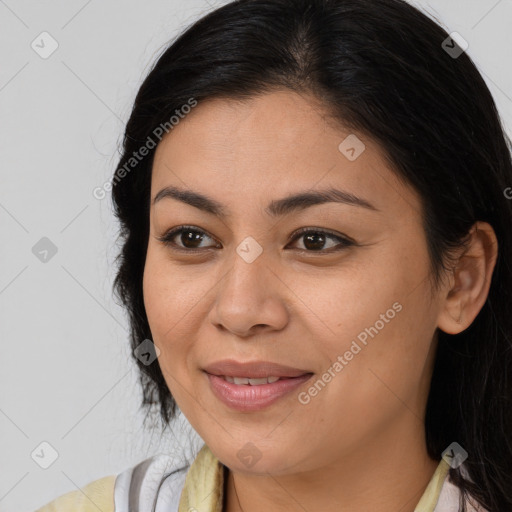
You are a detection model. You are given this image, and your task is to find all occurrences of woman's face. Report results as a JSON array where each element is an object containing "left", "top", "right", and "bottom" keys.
[{"left": 143, "top": 90, "right": 445, "bottom": 474}]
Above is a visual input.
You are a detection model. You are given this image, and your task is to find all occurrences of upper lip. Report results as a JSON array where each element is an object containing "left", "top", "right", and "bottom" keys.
[{"left": 203, "top": 359, "right": 313, "bottom": 378}]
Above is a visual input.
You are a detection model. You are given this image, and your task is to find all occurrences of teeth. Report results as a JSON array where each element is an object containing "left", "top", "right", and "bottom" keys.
[{"left": 223, "top": 376, "right": 281, "bottom": 385}]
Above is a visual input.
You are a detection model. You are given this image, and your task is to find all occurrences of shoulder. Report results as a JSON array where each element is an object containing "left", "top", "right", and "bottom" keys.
[
  {"left": 34, "top": 475, "right": 116, "bottom": 512},
  {"left": 34, "top": 453, "right": 190, "bottom": 512}
]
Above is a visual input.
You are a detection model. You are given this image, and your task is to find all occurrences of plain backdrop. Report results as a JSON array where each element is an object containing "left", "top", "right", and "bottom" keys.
[{"left": 1, "top": 1, "right": 511, "bottom": 511}]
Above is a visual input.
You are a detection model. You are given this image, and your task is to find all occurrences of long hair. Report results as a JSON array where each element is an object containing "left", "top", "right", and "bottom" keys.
[{"left": 111, "top": 1, "right": 512, "bottom": 509}]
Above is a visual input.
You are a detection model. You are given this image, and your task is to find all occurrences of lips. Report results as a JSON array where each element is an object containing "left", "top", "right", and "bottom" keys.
[
  {"left": 202, "top": 359, "right": 312, "bottom": 379},
  {"left": 205, "top": 372, "right": 314, "bottom": 411}
]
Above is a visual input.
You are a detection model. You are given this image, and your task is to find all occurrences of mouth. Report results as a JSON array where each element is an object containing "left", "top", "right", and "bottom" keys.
[{"left": 202, "top": 359, "right": 314, "bottom": 411}]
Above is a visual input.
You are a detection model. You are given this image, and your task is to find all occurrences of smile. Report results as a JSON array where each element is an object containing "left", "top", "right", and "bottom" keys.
[{"left": 205, "top": 372, "right": 314, "bottom": 411}]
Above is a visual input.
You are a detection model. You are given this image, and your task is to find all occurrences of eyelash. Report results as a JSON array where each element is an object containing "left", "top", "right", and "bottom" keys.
[{"left": 156, "top": 225, "right": 355, "bottom": 254}]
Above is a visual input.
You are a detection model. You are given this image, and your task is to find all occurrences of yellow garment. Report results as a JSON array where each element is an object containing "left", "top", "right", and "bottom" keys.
[
  {"left": 178, "top": 444, "right": 226, "bottom": 512},
  {"left": 35, "top": 444, "right": 450, "bottom": 512},
  {"left": 34, "top": 475, "right": 116, "bottom": 512},
  {"left": 415, "top": 458, "right": 451, "bottom": 511}
]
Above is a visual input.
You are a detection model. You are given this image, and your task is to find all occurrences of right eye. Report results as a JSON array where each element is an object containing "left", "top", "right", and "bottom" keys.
[{"left": 157, "top": 225, "right": 221, "bottom": 252}]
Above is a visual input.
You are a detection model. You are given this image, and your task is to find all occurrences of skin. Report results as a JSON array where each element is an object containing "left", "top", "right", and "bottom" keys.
[{"left": 142, "top": 89, "right": 498, "bottom": 512}]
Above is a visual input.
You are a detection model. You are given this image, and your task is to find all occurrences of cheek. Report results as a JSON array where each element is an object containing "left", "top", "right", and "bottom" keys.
[
  {"left": 142, "top": 255, "right": 193, "bottom": 406},
  {"left": 143, "top": 246, "right": 194, "bottom": 333},
  {"left": 292, "top": 257, "right": 434, "bottom": 413},
  {"left": 142, "top": 247, "right": 209, "bottom": 371},
  {"left": 142, "top": 248, "right": 187, "bottom": 361},
  {"left": 142, "top": 253, "right": 170, "bottom": 336},
  {"left": 291, "top": 262, "right": 403, "bottom": 352}
]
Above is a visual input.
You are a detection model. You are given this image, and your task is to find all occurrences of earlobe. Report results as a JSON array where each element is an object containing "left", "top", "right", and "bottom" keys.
[
  {"left": 438, "top": 293, "right": 465, "bottom": 335},
  {"left": 437, "top": 222, "right": 498, "bottom": 335}
]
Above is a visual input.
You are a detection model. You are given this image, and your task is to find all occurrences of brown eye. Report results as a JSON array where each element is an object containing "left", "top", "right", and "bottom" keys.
[
  {"left": 288, "top": 228, "right": 354, "bottom": 253},
  {"left": 157, "top": 226, "right": 219, "bottom": 252}
]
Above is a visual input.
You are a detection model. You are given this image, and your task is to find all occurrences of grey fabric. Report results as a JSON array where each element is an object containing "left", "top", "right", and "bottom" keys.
[
  {"left": 128, "top": 458, "right": 155, "bottom": 510},
  {"left": 114, "top": 453, "right": 190, "bottom": 512},
  {"left": 153, "top": 466, "right": 189, "bottom": 512}
]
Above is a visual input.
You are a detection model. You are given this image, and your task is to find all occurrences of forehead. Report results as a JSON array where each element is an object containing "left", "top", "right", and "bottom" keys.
[
  {"left": 155, "top": 90, "right": 348, "bottom": 161},
  {"left": 150, "top": 90, "right": 422, "bottom": 219}
]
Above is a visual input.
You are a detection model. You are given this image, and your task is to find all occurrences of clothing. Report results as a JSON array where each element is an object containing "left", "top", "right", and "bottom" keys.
[{"left": 34, "top": 443, "right": 486, "bottom": 512}]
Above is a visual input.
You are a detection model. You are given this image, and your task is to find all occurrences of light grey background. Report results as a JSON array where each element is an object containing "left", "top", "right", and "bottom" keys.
[{"left": 1, "top": 1, "right": 511, "bottom": 511}]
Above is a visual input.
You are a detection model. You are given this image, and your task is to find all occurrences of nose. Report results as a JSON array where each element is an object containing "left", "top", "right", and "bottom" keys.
[{"left": 208, "top": 252, "right": 289, "bottom": 338}]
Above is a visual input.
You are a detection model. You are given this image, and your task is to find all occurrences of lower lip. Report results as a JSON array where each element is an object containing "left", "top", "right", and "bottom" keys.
[{"left": 205, "top": 372, "right": 313, "bottom": 412}]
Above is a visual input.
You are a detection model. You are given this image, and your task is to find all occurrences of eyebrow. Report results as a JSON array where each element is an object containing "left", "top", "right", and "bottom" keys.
[{"left": 152, "top": 185, "right": 379, "bottom": 217}]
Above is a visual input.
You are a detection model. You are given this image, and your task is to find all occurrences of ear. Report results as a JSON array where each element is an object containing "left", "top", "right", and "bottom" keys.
[{"left": 437, "top": 221, "right": 499, "bottom": 335}]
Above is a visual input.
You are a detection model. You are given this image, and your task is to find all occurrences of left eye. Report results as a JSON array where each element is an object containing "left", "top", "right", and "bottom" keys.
[
  {"left": 157, "top": 226, "right": 354, "bottom": 253},
  {"left": 289, "top": 227, "right": 354, "bottom": 252}
]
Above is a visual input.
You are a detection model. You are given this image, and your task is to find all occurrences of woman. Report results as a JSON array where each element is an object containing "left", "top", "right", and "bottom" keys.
[{"left": 35, "top": 0, "right": 512, "bottom": 510}]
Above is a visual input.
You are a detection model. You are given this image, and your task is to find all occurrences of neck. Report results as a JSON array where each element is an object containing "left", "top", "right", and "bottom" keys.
[{"left": 223, "top": 416, "right": 439, "bottom": 512}]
